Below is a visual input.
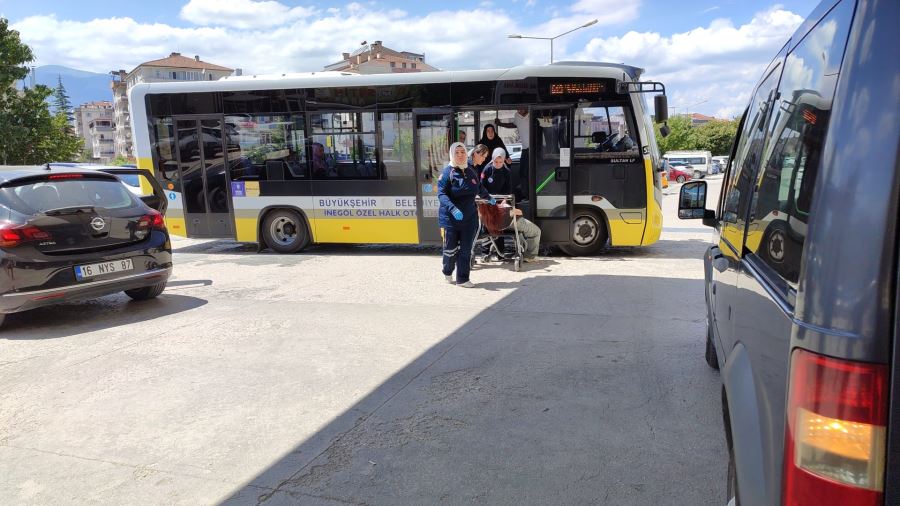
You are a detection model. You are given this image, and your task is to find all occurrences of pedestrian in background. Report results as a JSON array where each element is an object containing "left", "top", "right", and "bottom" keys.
[{"left": 438, "top": 142, "right": 493, "bottom": 287}]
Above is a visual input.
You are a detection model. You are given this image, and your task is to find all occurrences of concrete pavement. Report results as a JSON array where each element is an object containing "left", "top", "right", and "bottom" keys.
[{"left": 0, "top": 181, "right": 725, "bottom": 505}]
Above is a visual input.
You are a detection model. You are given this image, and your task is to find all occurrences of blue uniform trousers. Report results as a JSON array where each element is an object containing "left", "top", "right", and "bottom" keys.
[{"left": 442, "top": 219, "right": 479, "bottom": 283}]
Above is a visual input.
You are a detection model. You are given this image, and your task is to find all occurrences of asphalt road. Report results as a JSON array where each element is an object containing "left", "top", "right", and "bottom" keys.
[{"left": 1, "top": 178, "right": 726, "bottom": 505}]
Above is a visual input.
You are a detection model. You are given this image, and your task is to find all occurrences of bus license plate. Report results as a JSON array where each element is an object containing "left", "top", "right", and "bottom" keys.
[{"left": 75, "top": 259, "right": 134, "bottom": 280}]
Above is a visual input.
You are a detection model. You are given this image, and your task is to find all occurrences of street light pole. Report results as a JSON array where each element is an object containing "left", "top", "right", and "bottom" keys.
[{"left": 509, "top": 19, "right": 598, "bottom": 64}]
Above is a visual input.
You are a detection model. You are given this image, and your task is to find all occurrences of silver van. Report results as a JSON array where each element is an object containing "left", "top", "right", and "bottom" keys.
[{"left": 678, "top": 0, "right": 899, "bottom": 504}]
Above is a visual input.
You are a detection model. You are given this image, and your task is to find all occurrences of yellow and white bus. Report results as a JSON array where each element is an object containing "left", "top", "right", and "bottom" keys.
[{"left": 129, "top": 62, "right": 668, "bottom": 254}]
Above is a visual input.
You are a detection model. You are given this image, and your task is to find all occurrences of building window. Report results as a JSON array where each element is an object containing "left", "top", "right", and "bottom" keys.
[
  {"left": 402, "top": 62, "right": 407, "bottom": 69},
  {"left": 411, "top": 63, "right": 416, "bottom": 69},
  {"left": 390, "top": 62, "right": 396, "bottom": 68},
  {"left": 171, "top": 71, "right": 177, "bottom": 79}
]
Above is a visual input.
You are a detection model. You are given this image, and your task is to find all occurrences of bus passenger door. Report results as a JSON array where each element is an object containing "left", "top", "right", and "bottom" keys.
[
  {"left": 174, "top": 116, "right": 235, "bottom": 238},
  {"left": 531, "top": 107, "right": 572, "bottom": 243},
  {"left": 414, "top": 112, "right": 452, "bottom": 244}
]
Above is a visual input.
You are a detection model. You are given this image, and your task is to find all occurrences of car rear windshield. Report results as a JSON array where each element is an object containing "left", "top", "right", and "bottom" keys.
[{"left": 0, "top": 177, "right": 137, "bottom": 214}]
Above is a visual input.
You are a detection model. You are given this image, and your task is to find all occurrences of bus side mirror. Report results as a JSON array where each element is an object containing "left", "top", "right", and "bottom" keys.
[{"left": 654, "top": 94, "right": 668, "bottom": 123}]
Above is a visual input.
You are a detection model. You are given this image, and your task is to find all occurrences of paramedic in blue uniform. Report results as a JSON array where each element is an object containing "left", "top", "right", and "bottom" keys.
[
  {"left": 480, "top": 147, "right": 512, "bottom": 258},
  {"left": 439, "top": 142, "right": 493, "bottom": 288}
]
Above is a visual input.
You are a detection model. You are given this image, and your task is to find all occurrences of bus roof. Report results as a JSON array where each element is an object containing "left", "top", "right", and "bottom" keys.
[{"left": 129, "top": 61, "right": 644, "bottom": 99}]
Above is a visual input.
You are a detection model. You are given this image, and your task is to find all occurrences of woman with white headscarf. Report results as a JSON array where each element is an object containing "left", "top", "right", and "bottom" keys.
[{"left": 437, "top": 142, "right": 493, "bottom": 287}]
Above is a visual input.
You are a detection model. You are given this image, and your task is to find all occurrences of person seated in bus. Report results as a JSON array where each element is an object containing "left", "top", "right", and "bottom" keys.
[
  {"left": 477, "top": 123, "right": 510, "bottom": 174},
  {"left": 480, "top": 147, "right": 513, "bottom": 259},
  {"left": 311, "top": 142, "right": 329, "bottom": 178},
  {"left": 438, "top": 142, "right": 494, "bottom": 288},
  {"left": 458, "top": 130, "right": 468, "bottom": 146},
  {"left": 614, "top": 133, "right": 636, "bottom": 152}
]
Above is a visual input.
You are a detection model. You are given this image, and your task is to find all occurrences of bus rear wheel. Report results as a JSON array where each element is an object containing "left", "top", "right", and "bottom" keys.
[
  {"left": 559, "top": 210, "right": 608, "bottom": 256},
  {"left": 263, "top": 209, "right": 310, "bottom": 253}
]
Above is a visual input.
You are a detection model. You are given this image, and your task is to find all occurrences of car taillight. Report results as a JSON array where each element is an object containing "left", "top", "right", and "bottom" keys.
[
  {"left": 784, "top": 348, "right": 888, "bottom": 505},
  {"left": 0, "top": 224, "right": 52, "bottom": 248},
  {"left": 47, "top": 173, "right": 84, "bottom": 180},
  {"left": 137, "top": 210, "right": 166, "bottom": 232}
]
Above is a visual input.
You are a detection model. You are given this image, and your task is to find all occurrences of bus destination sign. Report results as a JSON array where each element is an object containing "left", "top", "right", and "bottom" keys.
[{"left": 549, "top": 82, "right": 605, "bottom": 95}]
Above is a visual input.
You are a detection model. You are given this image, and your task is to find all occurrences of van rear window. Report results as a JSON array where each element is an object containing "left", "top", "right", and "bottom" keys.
[{"left": 0, "top": 178, "right": 137, "bottom": 215}]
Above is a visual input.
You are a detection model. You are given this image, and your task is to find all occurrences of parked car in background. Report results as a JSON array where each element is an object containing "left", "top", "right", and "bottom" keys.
[
  {"left": 677, "top": 0, "right": 900, "bottom": 504},
  {"left": 664, "top": 150, "right": 713, "bottom": 179},
  {"left": 666, "top": 162, "right": 693, "bottom": 184},
  {"left": 0, "top": 166, "right": 172, "bottom": 329},
  {"left": 711, "top": 155, "right": 729, "bottom": 169}
]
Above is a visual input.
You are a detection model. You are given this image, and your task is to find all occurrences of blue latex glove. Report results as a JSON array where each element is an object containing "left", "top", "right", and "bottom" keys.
[
  {"left": 451, "top": 208, "right": 464, "bottom": 221},
  {"left": 487, "top": 197, "right": 497, "bottom": 205}
]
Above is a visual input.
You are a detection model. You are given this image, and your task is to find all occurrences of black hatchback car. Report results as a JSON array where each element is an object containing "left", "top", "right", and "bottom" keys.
[
  {"left": 678, "top": 0, "right": 898, "bottom": 504},
  {"left": 0, "top": 166, "right": 172, "bottom": 328}
]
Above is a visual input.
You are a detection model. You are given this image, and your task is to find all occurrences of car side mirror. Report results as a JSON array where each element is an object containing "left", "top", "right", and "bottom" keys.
[{"left": 678, "top": 181, "right": 714, "bottom": 223}]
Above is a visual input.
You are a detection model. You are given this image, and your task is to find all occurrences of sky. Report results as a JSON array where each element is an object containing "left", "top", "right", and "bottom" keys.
[{"left": 1, "top": 0, "right": 821, "bottom": 118}]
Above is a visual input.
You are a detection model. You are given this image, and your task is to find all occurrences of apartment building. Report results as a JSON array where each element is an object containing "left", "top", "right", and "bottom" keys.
[
  {"left": 88, "top": 117, "right": 116, "bottom": 161},
  {"left": 110, "top": 53, "right": 234, "bottom": 158},
  {"left": 73, "top": 101, "right": 115, "bottom": 162},
  {"left": 323, "top": 41, "right": 437, "bottom": 74}
]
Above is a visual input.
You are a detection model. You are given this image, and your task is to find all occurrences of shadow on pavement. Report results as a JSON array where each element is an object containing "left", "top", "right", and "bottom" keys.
[
  {"left": 221, "top": 274, "right": 724, "bottom": 505},
  {"left": 1, "top": 293, "right": 208, "bottom": 339}
]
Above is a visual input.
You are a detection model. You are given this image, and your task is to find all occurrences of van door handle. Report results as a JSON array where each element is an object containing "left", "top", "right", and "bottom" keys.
[{"left": 713, "top": 255, "right": 728, "bottom": 273}]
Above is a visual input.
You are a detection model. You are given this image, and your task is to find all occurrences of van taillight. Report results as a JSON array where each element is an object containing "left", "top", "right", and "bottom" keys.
[
  {"left": 784, "top": 349, "right": 888, "bottom": 505},
  {"left": 0, "top": 224, "right": 52, "bottom": 248}
]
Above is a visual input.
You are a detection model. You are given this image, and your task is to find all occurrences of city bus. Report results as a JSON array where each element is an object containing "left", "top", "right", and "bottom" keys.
[{"left": 129, "top": 62, "right": 668, "bottom": 255}]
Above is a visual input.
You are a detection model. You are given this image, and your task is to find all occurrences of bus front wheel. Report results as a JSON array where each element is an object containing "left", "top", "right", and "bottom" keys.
[
  {"left": 263, "top": 209, "right": 310, "bottom": 253},
  {"left": 559, "top": 210, "right": 608, "bottom": 256}
]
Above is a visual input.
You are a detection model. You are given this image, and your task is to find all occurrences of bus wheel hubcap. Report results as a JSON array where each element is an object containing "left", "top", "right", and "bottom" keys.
[
  {"left": 768, "top": 229, "right": 786, "bottom": 262},
  {"left": 573, "top": 216, "right": 598, "bottom": 246},
  {"left": 272, "top": 217, "right": 297, "bottom": 244}
]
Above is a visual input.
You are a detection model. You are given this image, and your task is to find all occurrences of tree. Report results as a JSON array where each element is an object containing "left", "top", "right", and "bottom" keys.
[
  {"left": 654, "top": 116, "right": 740, "bottom": 156},
  {"left": 0, "top": 18, "right": 82, "bottom": 164},
  {"left": 0, "top": 18, "right": 33, "bottom": 88},
  {"left": 53, "top": 74, "right": 74, "bottom": 123},
  {"left": 654, "top": 115, "right": 693, "bottom": 154},
  {"left": 691, "top": 119, "right": 739, "bottom": 156}
]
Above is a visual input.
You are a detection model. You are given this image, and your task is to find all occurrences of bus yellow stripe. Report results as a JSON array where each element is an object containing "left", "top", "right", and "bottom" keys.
[
  {"left": 136, "top": 157, "right": 154, "bottom": 170},
  {"left": 233, "top": 215, "right": 420, "bottom": 244},
  {"left": 642, "top": 158, "right": 663, "bottom": 245},
  {"left": 235, "top": 218, "right": 259, "bottom": 242},
  {"left": 165, "top": 217, "right": 187, "bottom": 237},
  {"left": 311, "top": 218, "right": 419, "bottom": 244}
]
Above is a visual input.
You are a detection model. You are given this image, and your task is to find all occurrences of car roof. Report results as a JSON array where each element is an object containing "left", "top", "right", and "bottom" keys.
[{"left": 0, "top": 165, "right": 118, "bottom": 184}]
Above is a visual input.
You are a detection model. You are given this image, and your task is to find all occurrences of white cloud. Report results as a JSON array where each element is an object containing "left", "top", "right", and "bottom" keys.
[
  {"left": 572, "top": 5, "right": 803, "bottom": 118},
  {"left": 10, "top": 2, "right": 804, "bottom": 119},
  {"left": 179, "top": 0, "right": 317, "bottom": 29}
]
